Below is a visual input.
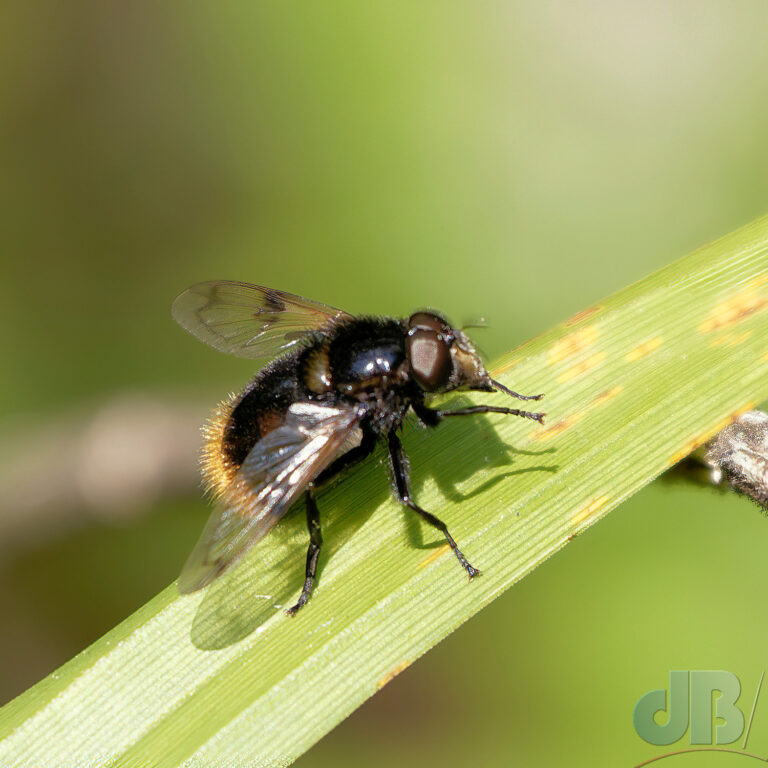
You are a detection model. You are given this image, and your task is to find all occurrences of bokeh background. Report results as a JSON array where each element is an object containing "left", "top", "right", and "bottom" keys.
[{"left": 3, "top": 2, "right": 768, "bottom": 765}]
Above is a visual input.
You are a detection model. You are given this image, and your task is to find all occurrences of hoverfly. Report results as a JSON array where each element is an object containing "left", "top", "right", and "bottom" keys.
[{"left": 172, "top": 281, "right": 544, "bottom": 615}]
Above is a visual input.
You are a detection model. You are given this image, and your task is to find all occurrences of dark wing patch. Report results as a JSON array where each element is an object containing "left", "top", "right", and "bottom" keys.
[
  {"left": 178, "top": 401, "right": 361, "bottom": 593},
  {"left": 171, "top": 281, "right": 352, "bottom": 360}
]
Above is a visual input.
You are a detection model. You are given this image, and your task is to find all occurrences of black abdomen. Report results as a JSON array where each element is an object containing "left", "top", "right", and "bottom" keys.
[{"left": 222, "top": 354, "right": 303, "bottom": 469}]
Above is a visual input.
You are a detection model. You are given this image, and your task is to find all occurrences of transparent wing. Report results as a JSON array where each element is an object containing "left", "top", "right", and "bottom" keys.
[
  {"left": 178, "top": 401, "right": 361, "bottom": 593},
  {"left": 171, "top": 280, "right": 352, "bottom": 360}
]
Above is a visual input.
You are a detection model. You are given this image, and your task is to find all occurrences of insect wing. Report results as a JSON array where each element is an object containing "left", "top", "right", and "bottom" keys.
[
  {"left": 171, "top": 280, "right": 352, "bottom": 360},
  {"left": 178, "top": 402, "right": 361, "bottom": 593}
]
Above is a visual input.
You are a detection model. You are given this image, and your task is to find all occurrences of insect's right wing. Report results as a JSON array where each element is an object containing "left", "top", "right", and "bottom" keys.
[
  {"left": 171, "top": 280, "right": 352, "bottom": 360},
  {"left": 178, "top": 401, "right": 362, "bottom": 594}
]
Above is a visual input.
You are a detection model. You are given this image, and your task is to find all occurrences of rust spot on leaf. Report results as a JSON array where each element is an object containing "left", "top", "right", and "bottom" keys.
[
  {"left": 417, "top": 543, "right": 451, "bottom": 570},
  {"left": 558, "top": 352, "right": 606, "bottom": 383},
  {"left": 666, "top": 403, "right": 758, "bottom": 467},
  {"left": 565, "top": 305, "right": 602, "bottom": 326},
  {"left": 667, "top": 439, "right": 702, "bottom": 468},
  {"left": 708, "top": 329, "right": 754, "bottom": 348},
  {"left": 534, "top": 412, "right": 585, "bottom": 441},
  {"left": 548, "top": 326, "right": 599, "bottom": 364},
  {"left": 571, "top": 496, "right": 609, "bottom": 528},
  {"left": 698, "top": 280, "right": 768, "bottom": 333},
  {"left": 626, "top": 337, "right": 663, "bottom": 362},
  {"left": 492, "top": 358, "right": 519, "bottom": 377},
  {"left": 377, "top": 660, "right": 412, "bottom": 690},
  {"left": 591, "top": 386, "right": 623, "bottom": 407}
]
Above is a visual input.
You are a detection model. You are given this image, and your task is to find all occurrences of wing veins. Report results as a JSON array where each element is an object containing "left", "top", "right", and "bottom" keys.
[
  {"left": 178, "top": 402, "right": 360, "bottom": 593},
  {"left": 172, "top": 280, "right": 351, "bottom": 361}
]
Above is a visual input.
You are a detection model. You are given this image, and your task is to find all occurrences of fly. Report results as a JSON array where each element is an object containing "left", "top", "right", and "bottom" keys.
[{"left": 172, "top": 281, "right": 545, "bottom": 614}]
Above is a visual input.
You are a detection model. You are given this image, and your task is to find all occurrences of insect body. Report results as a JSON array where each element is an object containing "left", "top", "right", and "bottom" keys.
[
  {"left": 706, "top": 410, "right": 768, "bottom": 510},
  {"left": 172, "top": 281, "right": 545, "bottom": 615}
]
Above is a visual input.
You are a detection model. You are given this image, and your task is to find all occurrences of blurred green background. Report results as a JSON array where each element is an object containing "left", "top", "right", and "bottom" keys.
[{"left": 2, "top": 2, "right": 768, "bottom": 765}]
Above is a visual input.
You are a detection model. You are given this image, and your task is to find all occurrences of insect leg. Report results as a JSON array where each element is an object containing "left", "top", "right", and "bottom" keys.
[
  {"left": 387, "top": 431, "right": 480, "bottom": 579},
  {"left": 489, "top": 378, "right": 544, "bottom": 401},
  {"left": 415, "top": 403, "right": 545, "bottom": 424},
  {"left": 285, "top": 486, "right": 323, "bottom": 616},
  {"left": 411, "top": 401, "right": 442, "bottom": 427},
  {"left": 440, "top": 405, "right": 544, "bottom": 423}
]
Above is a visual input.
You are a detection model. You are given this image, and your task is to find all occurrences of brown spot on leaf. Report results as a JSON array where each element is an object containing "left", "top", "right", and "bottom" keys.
[
  {"left": 417, "top": 543, "right": 451, "bottom": 570},
  {"left": 491, "top": 358, "right": 519, "bottom": 377},
  {"left": 548, "top": 326, "right": 599, "bottom": 364},
  {"left": 534, "top": 412, "right": 585, "bottom": 441},
  {"left": 708, "top": 329, "right": 754, "bottom": 348},
  {"left": 571, "top": 496, "right": 609, "bottom": 528},
  {"left": 558, "top": 352, "right": 606, "bottom": 383},
  {"left": 377, "top": 660, "right": 412, "bottom": 690},
  {"left": 698, "top": 280, "right": 768, "bottom": 333},
  {"left": 565, "top": 305, "right": 602, "bottom": 326},
  {"left": 666, "top": 403, "right": 758, "bottom": 467},
  {"left": 626, "top": 337, "right": 663, "bottom": 362},
  {"left": 591, "top": 386, "right": 623, "bottom": 407}
]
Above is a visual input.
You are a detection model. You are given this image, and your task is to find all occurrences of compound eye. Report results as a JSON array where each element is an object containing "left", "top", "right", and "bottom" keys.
[{"left": 406, "top": 328, "right": 451, "bottom": 392}]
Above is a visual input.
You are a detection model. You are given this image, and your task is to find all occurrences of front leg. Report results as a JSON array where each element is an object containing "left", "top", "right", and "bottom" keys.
[{"left": 413, "top": 401, "right": 545, "bottom": 426}]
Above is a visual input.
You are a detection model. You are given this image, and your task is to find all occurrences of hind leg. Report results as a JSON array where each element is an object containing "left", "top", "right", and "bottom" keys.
[{"left": 285, "top": 486, "right": 323, "bottom": 616}]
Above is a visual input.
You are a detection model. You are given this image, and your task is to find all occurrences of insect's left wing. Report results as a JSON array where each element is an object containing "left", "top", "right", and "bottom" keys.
[
  {"left": 171, "top": 280, "right": 352, "bottom": 360},
  {"left": 178, "top": 401, "right": 362, "bottom": 594}
]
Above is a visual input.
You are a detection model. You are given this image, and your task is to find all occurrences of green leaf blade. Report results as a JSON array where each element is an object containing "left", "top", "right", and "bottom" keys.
[{"left": 3, "top": 216, "right": 768, "bottom": 767}]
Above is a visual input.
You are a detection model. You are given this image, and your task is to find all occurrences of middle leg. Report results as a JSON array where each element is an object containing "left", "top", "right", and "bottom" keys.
[{"left": 387, "top": 431, "right": 480, "bottom": 578}]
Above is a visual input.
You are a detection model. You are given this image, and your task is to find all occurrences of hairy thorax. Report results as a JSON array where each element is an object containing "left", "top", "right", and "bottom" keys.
[{"left": 202, "top": 318, "right": 417, "bottom": 497}]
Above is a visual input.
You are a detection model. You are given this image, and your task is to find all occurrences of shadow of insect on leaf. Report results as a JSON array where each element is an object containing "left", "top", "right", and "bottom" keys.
[
  {"left": 189, "top": 401, "right": 557, "bottom": 649},
  {"left": 398, "top": 403, "right": 558, "bottom": 549},
  {"left": 189, "top": 460, "right": 388, "bottom": 649}
]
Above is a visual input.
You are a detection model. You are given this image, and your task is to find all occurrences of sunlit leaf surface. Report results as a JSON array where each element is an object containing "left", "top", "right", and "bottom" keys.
[{"left": 2, "top": 217, "right": 768, "bottom": 767}]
